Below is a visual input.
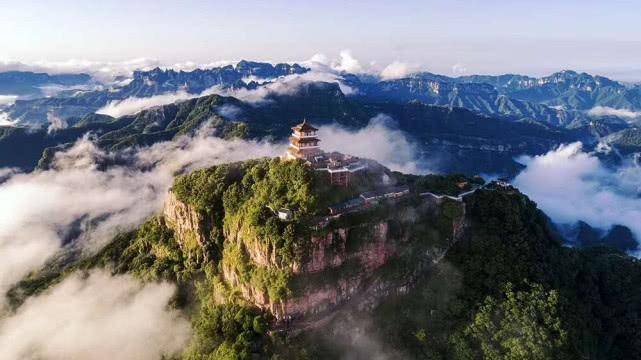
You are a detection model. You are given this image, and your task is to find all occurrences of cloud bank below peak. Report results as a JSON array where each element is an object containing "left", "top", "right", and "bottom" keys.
[
  {"left": 97, "top": 70, "right": 356, "bottom": 118},
  {"left": 0, "top": 270, "right": 190, "bottom": 360},
  {"left": 588, "top": 106, "right": 641, "bottom": 120},
  {"left": 223, "top": 71, "right": 356, "bottom": 104},
  {"left": 95, "top": 86, "right": 220, "bottom": 118},
  {"left": 514, "top": 142, "right": 641, "bottom": 246},
  {"left": 0, "top": 95, "right": 18, "bottom": 106},
  {"left": 0, "top": 112, "right": 15, "bottom": 126},
  {"left": 0, "top": 125, "right": 283, "bottom": 300},
  {"left": 318, "top": 114, "right": 432, "bottom": 175}
]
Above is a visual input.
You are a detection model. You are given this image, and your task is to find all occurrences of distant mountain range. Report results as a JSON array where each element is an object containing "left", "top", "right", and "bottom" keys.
[
  {"left": 348, "top": 70, "right": 641, "bottom": 128},
  {"left": 1, "top": 61, "right": 640, "bottom": 174},
  {"left": 460, "top": 70, "right": 641, "bottom": 110},
  {"left": 3, "top": 62, "right": 641, "bottom": 130},
  {"left": 2, "top": 61, "right": 307, "bottom": 125},
  {"left": 0, "top": 71, "right": 92, "bottom": 98},
  {"left": 0, "top": 82, "right": 589, "bottom": 175}
]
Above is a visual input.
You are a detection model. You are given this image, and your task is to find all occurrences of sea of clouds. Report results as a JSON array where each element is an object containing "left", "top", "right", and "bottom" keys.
[
  {"left": 95, "top": 86, "right": 220, "bottom": 118},
  {"left": 514, "top": 142, "right": 641, "bottom": 245},
  {"left": 0, "top": 117, "right": 424, "bottom": 295},
  {"left": 0, "top": 125, "right": 283, "bottom": 359},
  {"left": 0, "top": 115, "right": 429, "bottom": 358},
  {"left": 3, "top": 50, "right": 641, "bottom": 357},
  {"left": 0, "top": 112, "right": 14, "bottom": 126},
  {"left": 90, "top": 58, "right": 358, "bottom": 118},
  {"left": 0, "top": 127, "right": 284, "bottom": 297},
  {"left": 0, "top": 95, "right": 18, "bottom": 106},
  {"left": 4, "top": 51, "right": 423, "bottom": 122},
  {"left": 0, "top": 271, "right": 191, "bottom": 360}
]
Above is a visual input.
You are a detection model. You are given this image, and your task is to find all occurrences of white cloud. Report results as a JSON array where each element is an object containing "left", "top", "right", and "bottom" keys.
[
  {"left": 178, "top": 60, "right": 236, "bottom": 72},
  {"left": 514, "top": 142, "right": 641, "bottom": 245},
  {"left": 317, "top": 114, "right": 431, "bottom": 174},
  {"left": 240, "top": 75, "right": 274, "bottom": 85},
  {"left": 451, "top": 62, "right": 468, "bottom": 75},
  {"left": 301, "top": 54, "right": 340, "bottom": 73},
  {"left": 0, "top": 112, "right": 15, "bottom": 126},
  {"left": 0, "top": 126, "right": 283, "bottom": 299},
  {"left": 0, "top": 270, "right": 190, "bottom": 360},
  {"left": 0, "top": 95, "right": 18, "bottom": 106},
  {"left": 96, "top": 86, "right": 219, "bottom": 118},
  {"left": 0, "top": 58, "right": 162, "bottom": 83},
  {"left": 110, "top": 77, "right": 134, "bottom": 88},
  {"left": 217, "top": 71, "right": 355, "bottom": 105},
  {"left": 380, "top": 61, "right": 418, "bottom": 80},
  {"left": 96, "top": 91, "right": 192, "bottom": 117},
  {"left": 0, "top": 59, "right": 237, "bottom": 84},
  {"left": 588, "top": 106, "right": 641, "bottom": 119},
  {"left": 307, "top": 53, "right": 329, "bottom": 66},
  {"left": 38, "top": 84, "right": 103, "bottom": 98},
  {"left": 332, "top": 50, "right": 364, "bottom": 73},
  {"left": 216, "top": 104, "right": 243, "bottom": 120},
  {"left": 46, "top": 111, "right": 68, "bottom": 133},
  {"left": 0, "top": 168, "right": 18, "bottom": 182},
  {"left": 306, "top": 51, "right": 426, "bottom": 81}
]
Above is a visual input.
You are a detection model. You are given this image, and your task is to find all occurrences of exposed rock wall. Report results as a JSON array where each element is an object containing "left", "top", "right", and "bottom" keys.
[
  {"left": 163, "top": 191, "right": 208, "bottom": 246},
  {"left": 304, "top": 223, "right": 392, "bottom": 274},
  {"left": 162, "top": 189, "right": 467, "bottom": 322},
  {"left": 217, "top": 220, "right": 398, "bottom": 319}
]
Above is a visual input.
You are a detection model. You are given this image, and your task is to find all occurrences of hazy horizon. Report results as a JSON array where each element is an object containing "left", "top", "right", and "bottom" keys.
[{"left": 2, "top": 0, "right": 641, "bottom": 81}]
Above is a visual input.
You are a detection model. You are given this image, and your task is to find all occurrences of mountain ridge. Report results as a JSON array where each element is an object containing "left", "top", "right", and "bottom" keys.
[
  {"left": 4, "top": 63, "right": 641, "bottom": 130},
  {"left": 2, "top": 61, "right": 308, "bottom": 125},
  {"left": 1, "top": 84, "right": 582, "bottom": 176},
  {"left": 0, "top": 71, "right": 92, "bottom": 97}
]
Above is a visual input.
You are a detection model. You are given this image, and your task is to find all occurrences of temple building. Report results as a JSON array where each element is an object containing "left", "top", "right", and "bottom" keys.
[
  {"left": 284, "top": 119, "right": 367, "bottom": 186},
  {"left": 285, "top": 120, "right": 322, "bottom": 161}
]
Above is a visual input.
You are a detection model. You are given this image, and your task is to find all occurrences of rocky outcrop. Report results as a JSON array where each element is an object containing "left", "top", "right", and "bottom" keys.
[
  {"left": 217, "top": 220, "right": 399, "bottom": 319},
  {"left": 163, "top": 189, "right": 467, "bottom": 322},
  {"left": 305, "top": 223, "right": 393, "bottom": 273},
  {"left": 163, "top": 191, "right": 208, "bottom": 247}
]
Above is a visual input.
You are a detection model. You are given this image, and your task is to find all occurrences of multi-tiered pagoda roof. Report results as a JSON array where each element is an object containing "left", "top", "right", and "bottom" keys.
[{"left": 291, "top": 119, "right": 318, "bottom": 133}]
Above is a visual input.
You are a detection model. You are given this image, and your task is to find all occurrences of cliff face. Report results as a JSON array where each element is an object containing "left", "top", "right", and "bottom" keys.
[
  {"left": 210, "top": 219, "right": 404, "bottom": 319},
  {"left": 163, "top": 191, "right": 209, "bottom": 247},
  {"left": 163, "top": 189, "right": 466, "bottom": 321},
  {"left": 305, "top": 223, "right": 392, "bottom": 273},
  {"left": 280, "top": 222, "right": 397, "bottom": 318}
]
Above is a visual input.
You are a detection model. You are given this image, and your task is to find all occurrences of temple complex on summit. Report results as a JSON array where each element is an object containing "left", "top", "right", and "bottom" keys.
[{"left": 284, "top": 119, "right": 367, "bottom": 186}]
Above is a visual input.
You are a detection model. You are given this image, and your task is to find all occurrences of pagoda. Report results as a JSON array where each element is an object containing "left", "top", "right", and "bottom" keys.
[
  {"left": 285, "top": 119, "right": 322, "bottom": 161},
  {"left": 283, "top": 119, "right": 367, "bottom": 186}
]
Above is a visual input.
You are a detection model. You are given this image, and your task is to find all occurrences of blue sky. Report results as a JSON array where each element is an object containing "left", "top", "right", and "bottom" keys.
[{"left": 1, "top": 0, "right": 641, "bottom": 79}]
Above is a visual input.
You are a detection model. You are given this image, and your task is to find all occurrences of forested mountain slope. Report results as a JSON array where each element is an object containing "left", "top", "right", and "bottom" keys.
[{"left": 8, "top": 158, "right": 641, "bottom": 359}]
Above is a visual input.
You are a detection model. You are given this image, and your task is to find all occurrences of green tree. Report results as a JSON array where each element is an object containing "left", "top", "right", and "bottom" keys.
[{"left": 466, "top": 282, "right": 570, "bottom": 360}]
